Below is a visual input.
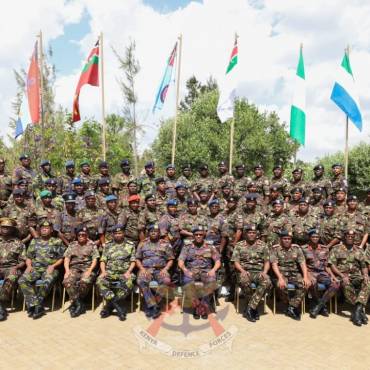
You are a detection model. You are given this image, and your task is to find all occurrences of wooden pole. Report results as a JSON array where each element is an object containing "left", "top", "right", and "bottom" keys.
[
  {"left": 171, "top": 34, "right": 182, "bottom": 165},
  {"left": 229, "top": 117, "right": 235, "bottom": 174},
  {"left": 344, "top": 115, "right": 349, "bottom": 180},
  {"left": 38, "top": 31, "right": 45, "bottom": 158},
  {"left": 99, "top": 32, "right": 107, "bottom": 161}
]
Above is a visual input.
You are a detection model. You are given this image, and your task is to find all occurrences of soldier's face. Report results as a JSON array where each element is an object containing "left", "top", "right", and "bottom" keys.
[
  {"left": 18, "top": 183, "right": 27, "bottom": 191},
  {"left": 210, "top": 204, "right": 220, "bottom": 215},
  {"left": 247, "top": 186, "right": 257, "bottom": 193},
  {"left": 14, "top": 195, "right": 24, "bottom": 205},
  {"left": 66, "top": 166, "right": 75, "bottom": 175},
  {"left": 176, "top": 188, "right": 186, "bottom": 197},
  {"left": 46, "top": 184, "right": 56, "bottom": 193},
  {"left": 313, "top": 191, "right": 322, "bottom": 200},
  {"left": 199, "top": 192, "right": 209, "bottom": 202},
  {"left": 335, "top": 191, "right": 346, "bottom": 201},
  {"left": 324, "top": 205, "right": 334, "bottom": 216},
  {"left": 167, "top": 205, "right": 177, "bottom": 215},
  {"left": 42, "top": 164, "right": 51, "bottom": 173},
  {"left": 309, "top": 234, "right": 320, "bottom": 245},
  {"left": 293, "top": 172, "right": 302, "bottom": 180},
  {"left": 77, "top": 232, "right": 88, "bottom": 244},
  {"left": 218, "top": 164, "right": 227, "bottom": 174},
  {"left": 332, "top": 166, "right": 342, "bottom": 176},
  {"left": 292, "top": 191, "right": 302, "bottom": 201},
  {"left": 121, "top": 165, "right": 130, "bottom": 173},
  {"left": 227, "top": 200, "right": 237, "bottom": 210},
  {"left": 113, "top": 230, "right": 125, "bottom": 242},
  {"left": 129, "top": 200, "right": 140, "bottom": 211},
  {"left": 149, "top": 229, "right": 160, "bottom": 241},
  {"left": 222, "top": 187, "right": 231, "bottom": 196},
  {"left": 100, "top": 184, "right": 110, "bottom": 194},
  {"left": 146, "top": 198, "right": 156, "bottom": 208},
  {"left": 86, "top": 196, "right": 96, "bottom": 207},
  {"left": 21, "top": 158, "right": 31, "bottom": 167},
  {"left": 74, "top": 184, "right": 84, "bottom": 194},
  {"left": 235, "top": 167, "right": 245, "bottom": 177},
  {"left": 40, "top": 226, "right": 52, "bottom": 237},
  {"left": 182, "top": 168, "right": 191, "bottom": 177},
  {"left": 273, "top": 204, "right": 283, "bottom": 214},
  {"left": 128, "top": 183, "right": 138, "bottom": 193},
  {"left": 107, "top": 200, "right": 117, "bottom": 211},
  {"left": 166, "top": 168, "right": 176, "bottom": 177},
  {"left": 0, "top": 226, "right": 12, "bottom": 236},
  {"left": 199, "top": 169, "right": 208, "bottom": 177},
  {"left": 245, "top": 230, "right": 257, "bottom": 242},
  {"left": 100, "top": 167, "right": 109, "bottom": 175},
  {"left": 281, "top": 236, "right": 292, "bottom": 248},
  {"left": 42, "top": 196, "right": 52, "bottom": 206},
  {"left": 65, "top": 203, "right": 75, "bottom": 212},
  {"left": 273, "top": 168, "right": 282, "bottom": 177},
  {"left": 254, "top": 168, "right": 262, "bottom": 177},
  {"left": 245, "top": 200, "right": 256, "bottom": 210},
  {"left": 157, "top": 182, "right": 166, "bottom": 192},
  {"left": 344, "top": 233, "right": 354, "bottom": 246},
  {"left": 314, "top": 169, "right": 323, "bottom": 177},
  {"left": 193, "top": 231, "right": 205, "bottom": 244},
  {"left": 298, "top": 203, "right": 309, "bottom": 213},
  {"left": 145, "top": 166, "right": 155, "bottom": 175},
  {"left": 188, "top": 204, "right": 198, "bottom": 214},
  {"left": 347, "top": 200, "right": 357, "bottom": 211},
  {"left": 271, "top": 190, "right": 279, "bottom": 199},
  {"left": 81, "top": 164, "right": 90, "bottom": 174}
]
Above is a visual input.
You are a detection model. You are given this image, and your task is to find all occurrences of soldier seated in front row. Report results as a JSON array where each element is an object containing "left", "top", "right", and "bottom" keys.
[
  {"left": 178, "top": 225, "right": 221, "bottom": 320},
  {"left": 231, "top": 224, "right": 271, "bottom": 323},
  {"left": 19, "top": 221, "right": 65, "bottom": 319},
  {"left": 136, "top": 224, "right": 174, "bottom": 319},
  {"left": 97, "top": 224, "right": 136, "bottom": 321}
]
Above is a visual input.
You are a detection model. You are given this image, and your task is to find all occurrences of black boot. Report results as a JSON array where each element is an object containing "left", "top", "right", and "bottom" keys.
[
  {"left": 252, "top": 308, "right": 260, "bottom": 320},
  {"left": 0, "top": 302, "right": 7, "bottom": 321},
  {"left": 243, "top": 306, "right": 256, "bottom": 322},
  {"left": 112, "top": 297, "right": 127, "bottom": 321},
  {"left": 27, "top": 306, "right": 35, "bottom": 318},
  {"left": 100, "top": 301, "right": 113, "bottom": 318},
  {"left": 193, "top": 309, "right": 200, "bottom": 320},
  {"left": 351, "top": 303, "right": 363, "bottom": 327},
  {"left": 68, "top": 301, "right": 77, "bottom": 315},
  {"left": 151, "top": 305, "right": 161, "bottom": 319},
  {"left": 71, "top": 299, "right": 86, "bottom": 318},
  {"left": 32, "top": 305, "right": 45, "bottom": 319},
  {"left": 309, "top": 300, "right": 325, "bottom": 319},
  {"left": 320, "top": 305, "right": 329, "bottom": 317},
  {"left": 285, "top": 306, "right": 300, "bottom": 321},
  {"left": 361, "top": 306, "right": 368, "bottom": 325}
]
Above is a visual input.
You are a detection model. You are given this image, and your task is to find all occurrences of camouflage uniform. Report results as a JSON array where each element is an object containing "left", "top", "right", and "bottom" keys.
[
  {"left": 334, "top": 201, "right": 347, "bottom": 216},
  {"left": 19, "top": 237, "right": 64, "bottom": 308},
  {"left": 192, "top": 177, "right": 215, "bottom": 195},
  {"left": 0, "top": 238, "right": 26, "bottom": 302},
  {"left": 79, "top": 173, "right": 96, "bottom": 191},
  {"left": 138, "top": 208, "right": 161, "bottom": 235},
  {"left": 77, "top": 207, "right": 105, "bottom": 241},
  {"left": 339, "top": 211, "right": 368, "bottom": 246},
  {"left": 330, "top": 175, "right": 347, "bottom": 195},
  {"left": 270, "top": 176, "right": 289, "bottom": 198},
  {"left": 59, "top": 174, "right": 75, "bottom": 194},
  {"left": 177, "top": 175, "right": 193, "bottom": 193},
  {"left": 198, "top": 202, "right": 210, "bottom": 218},
  {"left": 179, "top": 212, "right": 207, "bottom": 241},
  {"left": 173, "top": 196, "right": 188, "bottom": 215},
  {"left": 35, "top": 204, "right": 60, "bottom": 226},
  {"left": 265, "top": 213, "right": 292, "bottom": 247},
  {"left": 328, "top": 243, "right": 370, "bottom": 305},
  {"left": 215, "top": 174, "right": 235, "bottom": 193},
  {"left": 97, "top": 239, "right": 136, "bottom": 301},
  {"left": 290, "top": 212, "right": 319, "bottom": 245},
  {"left": 301, "top": 243, "right": 339, "bottom": 303},
  {"left": 252, "top": 175, "right": 270, "bottom": 197},
  {"left": 234, "top": 175, "right": 251, "bottom": 198},
  {"left": 318, "top": 213, "right": 342, "bottom": 245},
  {"left": 307, "top": 177, "right": 331, "bottom": 198},
  {"left": 156, "top": 192, "right": 169, "bottom": 216},
  {"left": 54, "top": 210, "right": 80, "bottom": 243},
  {"left": 2, "top": 203, "right": 37, "bottom": 239},
  {"left": 286, "top": 179, "right": 307, "bottom": 196},
  {"left": 164, "top": 177, "right": 177, "bottom": 197},
  {"left": 237, "top": 208, "right": 267, "bottom": 238},
  {"left": 0, "top": 172, "right": 12, "bottom": 208},
  {"left": 121, "top": 208, "right": 141, "bottom": 245},
  {"left": 34, "top": 171, "right": 56, "bottom": 193},
  {"left": 158, "top": 213, "right": 182, "bottom": 257},
  {"left": 231, "top": 239, "right": 271, "bottom": 309},
  {"left": 136, "top": 239, "right": 174, "bottom": 308},
  {"left": 98, "top": 209, "right": 126, "bottom": 243},
  {"left": 139, "top": 174, "right": 156, "bottom": 196},
  {"left": 205, "top": 213, "right": 228, "bottom": 250},
  {"left": 12, "top": 166, "right": 36, "bottom": 193},
  {"left": 270, "top": 244, "right": 306, "bottom": 308},
  {"left": 112, "top": 172, "right": 136, "bottom": 196}
]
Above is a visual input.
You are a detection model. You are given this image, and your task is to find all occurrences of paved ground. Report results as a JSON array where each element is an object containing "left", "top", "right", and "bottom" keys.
[{"left": 1, "top": 296, "right": 370, "bottom": 370}]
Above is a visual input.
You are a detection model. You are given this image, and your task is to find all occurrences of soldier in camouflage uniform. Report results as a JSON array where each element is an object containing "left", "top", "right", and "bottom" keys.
[
  {"left": 270, "top": 230, "right": 310, "bottom": 320},
  {"left": 340, "top": 195, "right": 368, "bottom": 248},
  {"left": 79, "top": 160, "right": 96, "bottom": 191},
  {"left": 360, "top": 188, "right": 370, "bottom": 217},
  {"left": 252, "top": 164, "right": 270, "bottom": 201},
  {"left": 218, "top": 182, "right": 233, "bottom": 212},
  {"left": 286, "top": 187, "right": 304, "bottom": 215},
  {"left": 0, "top": 158, "right": 13, "bottom": 209},
  {"left": 329, "top": 230, "right": 370, "bottom": 326},
  {"left": 72, "top": 178, "right": 86, "bottom": 211},
  {"left": 233, "top": 164, "right": 251, "bottom": 198},
  {"left": 97, "top": 224, "right": 136, "bottom": 320},
  {"left": 173, "top": 182, "right": 188, "bottom": 214},
  {"left": 95, "top": 161, "right": 111, "bottom": 189},
  {"left": 139, "top": 161, "right": 156, "bottom": 196},
  {"left": 12, "top": 154, "right": 36, "bottom": 195},
  {"left": 178, "top": 225, "right": 221, "bottom": 319},
  {"left": 19, "top": 221, "right": 64, "bottom": 319},
  {"left": 309, "top": 187, "right": 325, "bottom": 217},
  {"left": 334, "top": 187, "right": 347, "bottom": 215},
  {"left": 192, "top": 164, "right": 215, "bottom": 200},
  {"left": 155, "top": 177, "right": 169, "bottom": 216},
  {"left": 307, "top": 164, "right": 331, "bottom": 198},
  {"left": 121, "top": 195, "right": 141, "bottom": 246},
  {"left": 287, "top": 168, "right": 307, "bottom": 196},
  {"left": 205, "top": 199, "right": 228, "bottom": 253},
  {"left": 215, "top": 161, "right": 234, "bottom": 195},
  {"left": 112, "top": 159, "right": 136, "bottom": 198},
  {"left": 301, "top": 229, "right": 339, "bottom": 319},
  {"left": 263, "top": 185, "right": 284, "bottom": 216},
  {"left": 96, "top": 178, "right": 112, "bottom": 209},
  {"left": 270, "top": 164, "right": 289, "bottom": 199},
  {"left": 34, "top": 160, "right": 56, "bottom": 193},
  {"left": 59, "top": 160, "right": 76, "bottom": 194},
  {"left": 138, "top": 194, "right": 160, "bottom": 241},
  {"left": 164, "top": 164, "right": 177, "bottom": 197},
  {"left": 318, "top": 200, "right": 341, "bottom": 248},
  {"left": 136, "top": 224, "right": 174, "bottom": 318},
  {"left": 179, "top": 198, "right": 207, "bottom": 241},
  {"left": 177, "top": 164, "right": 193, "bottom": 195},
  {"left": 330, "top": 163, "right": 347, "bottom": 196},
  {"left": 35, "top": 190, "right": 60, "bottom": 227},
  {"left": 198, "top": 188, "right": 212, "bottom": 217},
  {"left": 290, "top": 198, "right": 319, "bottom": 245},
  {"left": 63, "top": 226, "right": 99, "bottom": 317},
  {"left": 119, "top": 180, "right": 140, "bottom": 210},
  {"left": 232, "top": 224, "right": 271, "bottom": 322},
  {"left": 0, "top": 218, "right": 26, "bottom": 321}
]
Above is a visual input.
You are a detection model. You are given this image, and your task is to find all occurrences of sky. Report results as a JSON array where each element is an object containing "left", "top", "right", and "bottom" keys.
[{"left": 2, "top": 0, "right": 370, "bottom": 163}]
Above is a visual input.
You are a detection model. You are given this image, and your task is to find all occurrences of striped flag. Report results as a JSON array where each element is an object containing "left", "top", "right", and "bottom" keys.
[
  {"left": 26, "top": 42, "right": 40, "bottom": 124},
  {"left": 289, "top": 46, "right": 306, "bottom": 145},
  {"left": 331, "top": 50, "right": 362, "bottom": 131}
]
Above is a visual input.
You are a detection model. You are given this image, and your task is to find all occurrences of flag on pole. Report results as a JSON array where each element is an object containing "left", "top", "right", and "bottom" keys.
[
  {"left": 330, "top": 50, "right": 362, "bottom": 131},
  {"left": 26, "top": 42, "right": 40, "bottom": 124},
  {"left": 72, "top": 40, "right": 100, "bottom": 123},
  {"left": 289, "top": 46, "right": 306, "bottom": 145},
  {"left": 217, "top": 35, "right": 238, "bottom": 123},
  {"left": 152, "top": 42, "right": 177, "bottom": 113},
  {"left": 15, "top": 117, "right": 24, "bottom": 139}
]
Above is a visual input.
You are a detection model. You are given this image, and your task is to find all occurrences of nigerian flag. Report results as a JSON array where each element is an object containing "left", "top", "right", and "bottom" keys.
[{"left": 290, "top": 47, "right": 306, "bottom": 145}]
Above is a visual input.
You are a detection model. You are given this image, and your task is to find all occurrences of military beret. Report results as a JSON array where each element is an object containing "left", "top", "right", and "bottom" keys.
[
  {"left": 247, "top": 182, "right": 257, "bottom": 188},
  {"left": 65, "top": 160, "right": 75, "bottom": 168},
  {"left": 120, "top": 159, "right": 130, "bottom": 166},
  {"left": 19, "top": 154, "right": 30, "bottom": 160},
  {"left": 40, "top": 160, "right": 51, "bottom": 167},
  {"left": 198, "top": 164, "right": 208, "bottom": 170},
  {"left": 307, "top": 228, "right": 320, "bottom": 236},
  {"left": 254, "top": 164, "right": 263, "bottom": 169},
  {"left": 187, "top": 198, "right": 199, "bottom": 205},
  {"left": 99, "top": 161, "right": 108, "bottom": 168},
  {"left": 105, "top": 194, "right": 118, "bottom": 202},
  {"left": 279, "top": 229, "right": 292, "bottom": 237},
  {"left": 323, "top": 200, "right": 335, "bottom": 207},
  {"left": 312, "top": 187, "right": 323, "bottom": 193},
  {"left": 332, "top": 163, "right": 343, "bottom": 168},
  {"left": 192, "top": 225, "right": 206, "bottom": 233},
  {"left": 235, "top": 164, "right": 245, "bottom": 169},
  {"left": 198, "top": 188, "right": 209, "bottom": 194},
  {"left": 155, "top": 177, "right": 165, "bottom": 184},
  {"left": 335, "top": 187, "right": 347, "bottom": 193},
  {"left": 175, "top": 182, "right": 186, "bottom": 189},
  {"left": 344, "top": 229, "right": 355, "bottom": 235},
  {"left": 84, "top": 190, "right": 96, "bottom": 198},
  {"left": 127, "top": 180, "right": 137, "bottom": 186},
  {"left": 313, "top": 164, "right": 324, "bottom": 170},
  {"left": 0, "top": 218, "right": 17, "bottom": 227},
  {"left": 221, "top": 182, "right": 232, "bottom": 189},
  {"left": 72, "top": 178, "right": 82, "bottom": 185},
  {"left": 347, "top": 195, "right": 358, "bottom": 202},
  {"left": 63, "top": 192, "right": 77, "bottom": 203},
  {"left": 16, "top": 179, "right": 27, "bottom": 185},
  {"left": 40, "top": 190, "right": 52, "bottom": 199},
  {"left": 147, "top": 223, "right": 160, "bottom": 232},
  {"left": 290, "top": 187, "right": 304, "bottom": 194},
  {"left": 298, "top": 197, "right": 309, "bottom": 204},
  {"left": 245, "top": 193, "right": 258, "bottom": 201},
  {"left": 166, "top": 164, "right": 175, "bottom": 170},
  {"left": 98, "top": 178, "right": 110, "bottom": 186},
  {"left": 243, "top": 224, "right": 257, "bottom": 231},
  {"left": 80, "top": 160, "right": 90, "bottom": 167},
  {"left": 208, "top": 199, "right": 220, "bottom": 207},
  {"left": 0, "top": 158, "right": 5, "bottom": 163},
  {"left": 45, "top": 178, "right": 57, "bottom": 185},
  {"left": 75, "top": 225, "right": 88, "bottom": 234},
  {"left": 182, "top": 163, "right": 191, "bottom": 170},
  {"left": 227, "top": 195, "right": 239, "bottom": 203},
  {"left": 273, "top": 164, "right": 283, "bottom": 170},
  {"left": 292, "top": 168, "right": 303, "bottom": 174},
  {"left": 167, "top": 199, "right": 178, "bottom": 206},
  {"left": 144, "top": 161, "right": 155, "bottom": 168},
  {"left": 112, "top": 224, "right": 125, "bottom": 233},
  {"left": 218, "top": 161, "right": 227, "bottom": 166},
  {"left": 272, "top": 199, "right": 284, "bottom": 206},
  {"left": 145, "top": 194, "right": 156, "bottom": 201},
  {"left": 12, "top": 188, "right": 25, "bottom": 196},
  {"left": 270, "top": 185, "right": 279, "bottom": 192},
  {"left": 39, "top": 220, "right": 53, "bottom": 228},
  {"left": 128, "top": 194, "right": 141, "bottom": 203}
]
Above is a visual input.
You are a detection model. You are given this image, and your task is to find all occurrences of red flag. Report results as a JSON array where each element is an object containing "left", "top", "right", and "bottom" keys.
[
  {"left": 72, "top": 41, "right": 99, "bottom": 123},
  {"left": 27, "top": 42, "right": 40, "bottom": 124}
]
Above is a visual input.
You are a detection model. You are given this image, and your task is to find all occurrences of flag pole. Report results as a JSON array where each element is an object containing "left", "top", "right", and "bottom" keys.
[
  {"left": 99, "top": 32, "right": 107, "bottom": 161},
  {"left": 171, "top": 34, "right": 182, "bottom": 165},
  {"left": 229, "top": 117, "right": 235, "bottom": 174},
  {"left": 38, "top": 31, "right": 45, "bottom": 158},
  {"left": 344, "top": 115, "right": 349, "bottom": 180}
]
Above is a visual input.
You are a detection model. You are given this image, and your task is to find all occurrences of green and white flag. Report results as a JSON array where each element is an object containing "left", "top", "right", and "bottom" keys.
[
  {"left": 290, "top": 47, "right": 306, "bottom": 145},
  {"left": 217, "top": 36, "right": 238, "bottom": 123}
]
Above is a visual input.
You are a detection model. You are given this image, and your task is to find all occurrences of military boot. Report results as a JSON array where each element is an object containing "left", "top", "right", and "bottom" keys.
[
  {"left": 309, "top": 300, "right": 325, "bottom": 319},
  {"left": 351, "top": 303, "right": 363, "bottom": 327},
  {"left": 0, "top": 302, "right": 7, "bottom": 321},
  {"left": 32, "top": 305, "right": 45, "bottom": 319},
  {"left": 72, "top": 299, "right": 86, "bottom": 317},
  {"left": 112, "top": 297, "right": 127, "bottom": 321},
  {"left": 252, "top": 308, "right": 260, "bottom": 320},
  {"left": 100, "top": 301, "right": 114, "bottom": 318},
  {"left": 243, "top": 306, "right": 256, "bottom": 322},
  {"left": 285, "top": 305, "right": 300, "bottom": 321},
  {"left": 361, "top": 306, "right": 368, "bottom": 325}
]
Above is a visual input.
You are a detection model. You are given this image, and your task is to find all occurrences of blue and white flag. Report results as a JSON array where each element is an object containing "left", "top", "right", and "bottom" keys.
[
  {"left": 330, "top": 51, "right": 362, "bottom": 131},
  {"left": 15, "top": 117, "right": 24, "bottom": 139}
]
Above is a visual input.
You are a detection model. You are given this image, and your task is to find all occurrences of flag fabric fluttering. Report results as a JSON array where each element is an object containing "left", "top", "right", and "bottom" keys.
[
  {"left": 290, "top": 46, "right": 306, "bottom": 145},
  {"left": 15, "top": 117, "right": 24, "bottom": 139},
  {"left": 152, "top": 42, "right": 177, "bottom": 113},
  {"left": 27, "top": 42, "right": 40, "bottom": 124},
  {"left": 72, "top": 40, "right": 100, "bottom": 123},
  {"left": 330, "top": 50, "right": 362, "bottom": 131},
  {"left": 217, "top": 35, "right": 238, "bottom": 123}
]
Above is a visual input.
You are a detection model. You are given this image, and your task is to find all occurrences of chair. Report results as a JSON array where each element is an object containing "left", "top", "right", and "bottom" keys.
[
  {"left": 22, "top": 280, "right": 57, "bottom": 312},
  {"left": 180, "top": 281, "right": 217, "bottom": 314},
  {"left": 273, "top": 283, "right": 305, "bottom": 315},
  {"left": 61, "top": 284, "right": 97, "bottom": 313},
  {"left": 0, "top": 279, "right": 15, "bottom": 311},
  {"left": 235, "top": 282, "right": 267, "bottom": 314}
]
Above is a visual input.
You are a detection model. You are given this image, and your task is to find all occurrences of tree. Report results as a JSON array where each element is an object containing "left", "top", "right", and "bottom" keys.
[{"left": 113, "top": 40, "right": 141, "bottom": 176}]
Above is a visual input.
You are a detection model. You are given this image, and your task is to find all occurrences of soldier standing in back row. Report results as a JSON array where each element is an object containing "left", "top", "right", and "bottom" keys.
[
  {"left": 59, "top": 160, "right": 76, "bottom": 194},
  {"left": 252, "top": 164, "right": 270, "bottom": 201},
  {"left": 0, "top": 158, "right": 13, "bottom": 209},
  {"left": 177, "top": 164, "right": 193, "bottom": 195},
  {"left": 330, "top": 163, "right": 347, "bottom": 195},
  {"left": 12, "top": 154, "right": 36, "bottom": 195},
  {"left": 233, "top": 164, "right": 250, "bottom": 198},
  {"left": 307, "top": 164, "right": 331, "bottom": 198},
  {"left": 139, "top": 161, "right": 156, "bottom": 196}
]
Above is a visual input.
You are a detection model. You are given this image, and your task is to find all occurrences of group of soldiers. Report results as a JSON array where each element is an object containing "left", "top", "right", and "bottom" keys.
[{"left": 0, "top": 155, "right": 369, "bottom": 326}]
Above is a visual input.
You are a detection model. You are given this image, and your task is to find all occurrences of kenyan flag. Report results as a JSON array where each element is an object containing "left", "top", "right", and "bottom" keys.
[
  {"left": 226, "top": 39, "right": 238, "bottom": 74},
  {"left": 72, "top": 40, "right": 99, "bottom": 123}
]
